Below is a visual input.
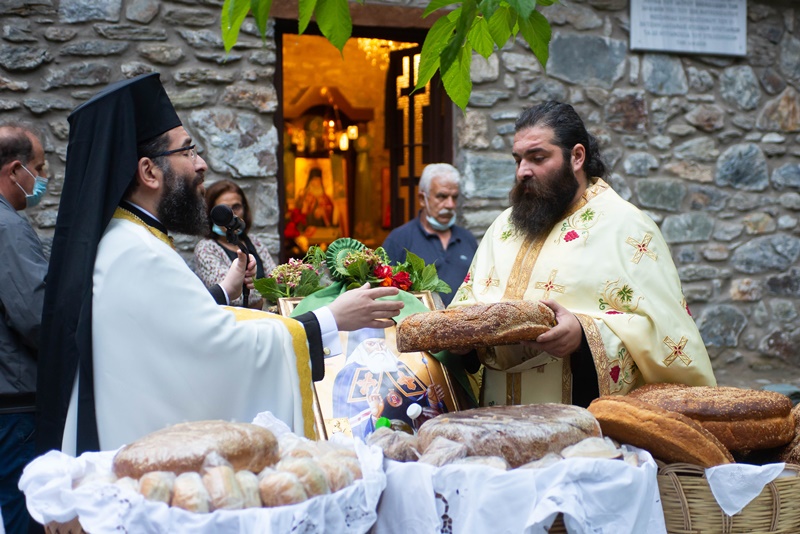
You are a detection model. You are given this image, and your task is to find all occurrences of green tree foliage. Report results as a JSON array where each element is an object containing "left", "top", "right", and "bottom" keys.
[{"left": 220, "top": 0, "right": 554, "bottom": 110}]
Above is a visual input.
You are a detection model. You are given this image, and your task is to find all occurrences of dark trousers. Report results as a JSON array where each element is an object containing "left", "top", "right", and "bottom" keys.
[{"left": 0, "top": 412, "right": 35, "bottom": 534}]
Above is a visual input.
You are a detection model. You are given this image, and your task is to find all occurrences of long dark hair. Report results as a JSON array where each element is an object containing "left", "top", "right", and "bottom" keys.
[
  {"left": 204, "top": 179, "right": 253, "bottom": 237},
  {"left": 515, "top": 101, "right": 606, "bottom": 178}
]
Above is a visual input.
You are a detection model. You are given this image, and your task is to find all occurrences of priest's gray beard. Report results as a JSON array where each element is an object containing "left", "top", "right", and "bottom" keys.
[
  {"left": 509, "top": 159, "right": 579, "bottom": 240},
  {"left": 157, "top": 164, "right": 208, "bottom": 236}
]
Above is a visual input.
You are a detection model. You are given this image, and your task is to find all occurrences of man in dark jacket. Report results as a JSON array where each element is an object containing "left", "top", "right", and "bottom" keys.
[{"left": 0, "top": 123, "right": 48, "bottom": 534}]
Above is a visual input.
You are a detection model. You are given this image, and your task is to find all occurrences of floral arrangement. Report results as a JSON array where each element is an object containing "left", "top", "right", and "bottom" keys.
[{"left": 254, "top": 238, "right": 451, "bottom": 304}]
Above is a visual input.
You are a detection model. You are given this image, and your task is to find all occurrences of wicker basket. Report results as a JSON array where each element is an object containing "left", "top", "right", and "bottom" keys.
[{"left": 658, "top": 462, "right": 800, "bottom": 533}]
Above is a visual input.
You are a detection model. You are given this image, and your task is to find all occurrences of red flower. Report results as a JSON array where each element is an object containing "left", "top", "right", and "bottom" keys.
[
  {"left": 610, "top": 365, "right": 621, "bottom": 383},
  {"left": 685, "top": 303, "right": 692, "bottom": 316},
  {"left": 380, "top": 277, "right": 393, "bottom": 287},
  {"left": 284, "top": 221, "right": 300, "bottom": 239},
  {"left": 373, "top": 264, "right": 393, "bottom": 278},
  {"left": 564, "top": 230, "right": 579, "bottom": 242},
  {"left": 392, "top": 271, "right": 412, "bottom": 291},
  {"left": 605, "top": 310, "right": 622, "bottom": 315},
  {"left": 464, "top": 272, "right": 471, "bottom": 283}
]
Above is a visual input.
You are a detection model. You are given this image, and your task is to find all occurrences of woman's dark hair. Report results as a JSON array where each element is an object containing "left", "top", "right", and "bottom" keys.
[
  {"left": 204, "top": 179, "right": 253, "bottom": 237},
  {"left": 514, "top": 101, "right": 607, "bottom": 178}
]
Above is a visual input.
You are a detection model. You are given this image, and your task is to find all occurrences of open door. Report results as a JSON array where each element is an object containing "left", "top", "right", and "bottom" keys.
[{"left": 386, "top": 46, "right": 453, "bottom": 227}]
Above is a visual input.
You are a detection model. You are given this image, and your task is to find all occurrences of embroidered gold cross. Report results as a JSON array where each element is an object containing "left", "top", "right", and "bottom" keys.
[
  {"left": 396, "top": 371, "right": 416, "bottom": 390},
  {"left": 626, "top": 233, "right": 657, "bottom": 264},
  {"left": 356, "top": 372, "right": 378, "bottom": 395},
  {"left": 534, "top": 270, "right": 565, "bottom": 300},
  {"left": 478, "top": 267, "right": 500, "bottom": 295},
  {"left": 663, "top": 336, "right": 692, "bottom": 366}
]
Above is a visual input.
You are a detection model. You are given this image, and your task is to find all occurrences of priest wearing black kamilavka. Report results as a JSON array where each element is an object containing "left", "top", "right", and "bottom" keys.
[{"left": 36, "top": 73, "right": 404, "bottom": 455}]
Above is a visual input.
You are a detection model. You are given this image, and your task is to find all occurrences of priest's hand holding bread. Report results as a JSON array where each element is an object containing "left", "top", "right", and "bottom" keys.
[{"left": 519, "top": 299, "right": 582, "bottom": 358}]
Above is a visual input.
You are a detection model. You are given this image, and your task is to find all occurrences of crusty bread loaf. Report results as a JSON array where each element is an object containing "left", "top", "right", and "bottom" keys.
[
  {"left": 588, "top": 396, "right": 734, "bottom": 467},
  {"left": 395, "top": 300, "right": 556, "bottom": 353},
  {"left": 416, "top": 404, "right": 601, "bottom": 468},
  {"left": 113, "top": 421, "right": 279, "bottom": 479},
  {"left": 776, "top": 403, "right": 800, "bottom": 464},
  {"left": 628, "top": 383, "right": 794, "bottom": 451}
]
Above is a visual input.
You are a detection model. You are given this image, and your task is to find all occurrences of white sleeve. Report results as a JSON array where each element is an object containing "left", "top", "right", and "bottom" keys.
[{"left": 311, "top": 306, "right": 342, "bottom": 357}]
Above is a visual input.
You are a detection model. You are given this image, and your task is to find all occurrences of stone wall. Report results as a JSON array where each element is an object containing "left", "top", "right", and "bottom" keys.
[{"left": 1, "top": 0, "right": 798, "bottom": 388}]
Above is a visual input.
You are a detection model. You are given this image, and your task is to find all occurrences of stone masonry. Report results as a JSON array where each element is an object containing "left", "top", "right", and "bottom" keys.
[{"left": 1, "top": 0, "right": 799, "bottom": 389}]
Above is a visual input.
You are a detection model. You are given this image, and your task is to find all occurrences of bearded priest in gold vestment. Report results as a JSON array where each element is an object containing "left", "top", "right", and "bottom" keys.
[{"left": 450, "top": 101, "right": 716, "bottom": 408}]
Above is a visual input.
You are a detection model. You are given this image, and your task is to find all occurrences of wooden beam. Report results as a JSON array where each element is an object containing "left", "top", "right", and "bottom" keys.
[{"left": 270, "top": 1, "right": 438, "bottom": 29}]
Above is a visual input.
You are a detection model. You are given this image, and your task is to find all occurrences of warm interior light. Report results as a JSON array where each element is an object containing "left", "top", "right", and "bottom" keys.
[
  {"left": 328, "top": 120, "right": 335, "bottom": 127},
  {"left": 347, "top": 125, "right": 359, "bottom": 140},
  {"left": 338, "top": 132, "right": 349, "bottom": 151}
]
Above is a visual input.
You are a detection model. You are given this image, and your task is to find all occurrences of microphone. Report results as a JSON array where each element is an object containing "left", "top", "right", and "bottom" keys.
[
  {"left": 210, "top": 204, "right": 245, "bottom": 233},
  {"left": 209, "top": 203, "right": 250, "bottom": 307}
]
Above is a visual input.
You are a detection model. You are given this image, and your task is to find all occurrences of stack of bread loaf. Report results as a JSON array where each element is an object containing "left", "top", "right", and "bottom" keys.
[
  {"left": 104, "top": 421, "right": 362, "bottom": 512},
  {"left": 587, "top": 384, "right": 797, "bottom": 467},
  {"left": 367, "top": 403, "right": 641, "bottom": 469}
]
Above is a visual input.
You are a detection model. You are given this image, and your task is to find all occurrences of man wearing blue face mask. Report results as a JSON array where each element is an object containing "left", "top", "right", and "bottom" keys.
[
  {"left": 382, "top": 163, "right": 478, "bottom": 306},
  {"left": 0, "top": 123, "right": 48, "bottom": 534}
]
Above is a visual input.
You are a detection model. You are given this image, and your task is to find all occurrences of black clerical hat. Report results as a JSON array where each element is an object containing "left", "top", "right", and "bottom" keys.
[{"left": 37, "top": 73, "right": 181, "bottom": 454}]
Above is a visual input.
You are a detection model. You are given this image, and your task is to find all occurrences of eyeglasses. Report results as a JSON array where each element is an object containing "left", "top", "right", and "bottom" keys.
[{"left": 150, "top": 144, "right": 197, "bottom": 161}]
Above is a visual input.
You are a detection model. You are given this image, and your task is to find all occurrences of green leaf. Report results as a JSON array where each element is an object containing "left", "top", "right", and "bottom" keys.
[
  {"left": 467, "top": 15, "right": 494, "bottom": 58},
  {"left": 440, "top": 1, "right": 476, "bottom": 77},
  {"left": 518, "top": 9, "right": 551, "bottom": 70},
  {"left": 507, "top": 0, "right": 535, "bottom": 20},
  {"left": 295, "top": 268, "right": 322, "bottom": 297},
  {"left": 423, "top": 0, "right": 460, "bottom": 18},
  {"left": 298, "top": 0, "right": 318, "bottom": 34},
  {"left": 315, "top": 0, "right": 351, "bottom": 53},
  {"left": 404, "top": 250, "right": 426, "bottom": 273},
  {"left": 250, "top": 0, "right": 273, "bottom": 42},
  {"left": 221, "top": 0, "right": 251, "bottom": 53},
  {"left": 420, "top": 264, "right": 438, "bottom": 288},
  {"left": 487, "top": 6, "right": 515, "bottom": 48},
  {"left": 415, "top": 14, "right": 457, "bottom": 91},
  {"left": 537, "top": 0, "right": 557, "bottom": 5},
  {"left": 435, "top": 280, "right": 453, "bottom": 293},
  {"left": 253, "top": 277, "right": 282, "bottom": 303},
  {"left": 478, "top": 0, "right": 501, "bottom": 20},
  {"left": 441, "top": 43, "right": 473, "bottom": 110}
]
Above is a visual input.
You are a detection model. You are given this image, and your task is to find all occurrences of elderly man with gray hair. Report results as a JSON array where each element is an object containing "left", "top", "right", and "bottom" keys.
[{"left": 382, "top": 163, "right": 477, "bottom": 306}]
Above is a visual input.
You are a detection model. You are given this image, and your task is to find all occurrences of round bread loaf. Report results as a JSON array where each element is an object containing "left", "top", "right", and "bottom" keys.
[
  {"left": 416, "top": 404, "right": 601, "bottom": 468},
  {"left": 628, "top": 383, "right": 794, "bottom": 451},
  {"left": 776, "top": 403, "right": 800, "bottom": 465},
  {"left": 113, "top": 420, "right": 279, "bottom": 479},
  {"left": 588, "top": 396, "right": 734, "bottom": 467},
  {"left": 395, "top": 300, "right": 556, "bottom": 353}
]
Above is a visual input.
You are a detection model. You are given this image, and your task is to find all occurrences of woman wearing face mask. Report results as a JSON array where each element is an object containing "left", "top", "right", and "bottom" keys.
[{"left": 193, "top": 180, "right": 276, "bottom": 309}]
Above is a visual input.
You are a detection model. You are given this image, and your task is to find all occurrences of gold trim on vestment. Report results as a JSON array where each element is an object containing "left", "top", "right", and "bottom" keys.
[
  {"left": 503, "top": 235, "right": 542, "bottom": 300},
  {"left": 225, "top": 307, "right": 317, "bottom": 440},
  {"left": 575, "top": 313, "right": 609, "bottom": 396},
  {"left": 113, "top": 206, "right": 174, "bottom": 249},
  {"left": 561, "top": 353, "right": 572, "bottom": 404},
  {"left": 506, "top": 372, "right": 522, "bottom": 405}
]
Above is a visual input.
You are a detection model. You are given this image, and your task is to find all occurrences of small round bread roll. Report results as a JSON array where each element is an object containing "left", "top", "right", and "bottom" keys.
[
  {"left": 114, "top": 476, "right": 140, "bottom": 495},
  {"left": 202, "top": 465, "right": 244, "bottom": 510},
  {"left": 316, "top": 457, "right": 354, "bottom": 492},
  {"left": 258, "top": 471, "right": 308, "bottom": 507},
  {"left": 321, "top": 450, "right": 362, "bottom": 480},
  {"left": 235, "top": 470, "right": 262, "bottom": 508},
  {"left": 139, "top": 471, "right": 175, "bottom": 504},
  {"left": 276, "top": 458, "right": 330, "bottom": 497},
  {"left": 171, "top": 472, "right": 210, "bottom": 513}
]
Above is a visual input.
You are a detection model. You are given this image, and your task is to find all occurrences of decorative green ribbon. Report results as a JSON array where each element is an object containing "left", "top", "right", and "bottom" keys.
[{"left": 290, "top": 282, "right": 477, "bottom": 407}]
